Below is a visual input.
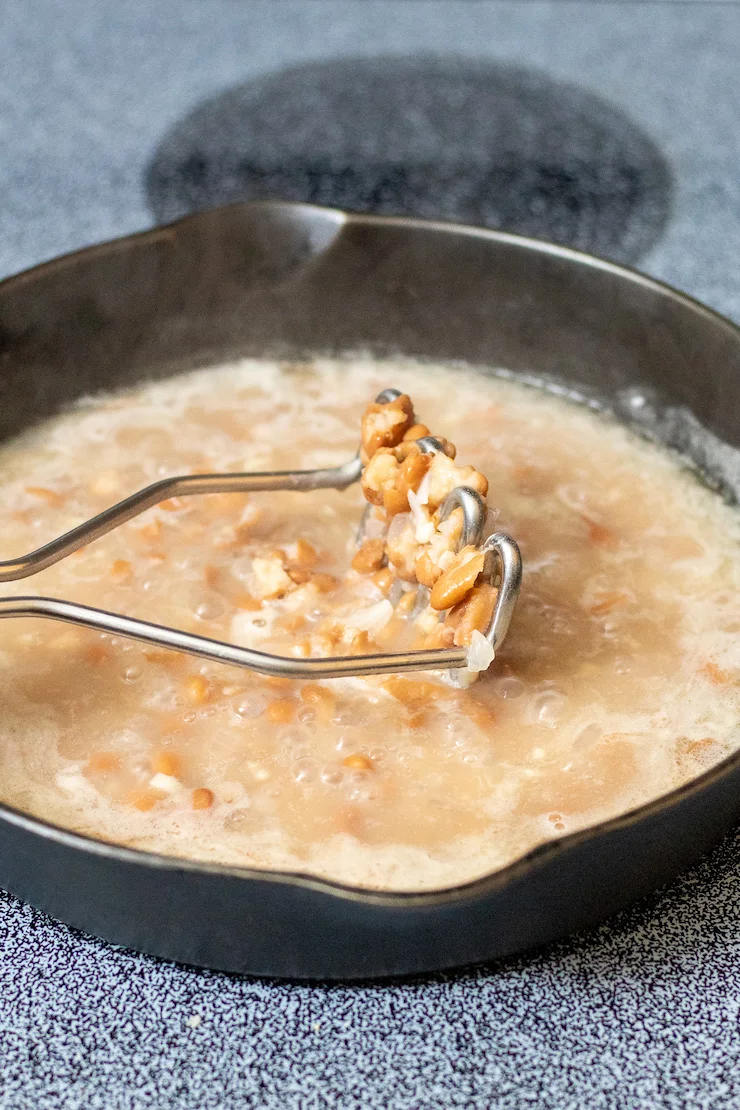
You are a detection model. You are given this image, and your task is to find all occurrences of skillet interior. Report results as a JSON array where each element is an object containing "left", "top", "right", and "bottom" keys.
[{"left": 1, "top": 201, "right": 739, "bottom": 980}]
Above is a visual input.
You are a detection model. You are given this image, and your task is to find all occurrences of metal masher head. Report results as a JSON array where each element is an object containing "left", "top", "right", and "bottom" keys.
[{"left": 0, "top": 390, "right": 522, "bottom": 681}]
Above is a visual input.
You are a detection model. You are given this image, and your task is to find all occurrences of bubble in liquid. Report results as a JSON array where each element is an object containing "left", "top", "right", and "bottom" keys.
[
  {"left": 321, "top": 766, "right": 344, "bottom": 786},
  {"left": 224, "top": 807, "right": 250, "bottom": 830},
  {"left": 332, "top": 711, "right": 355, "bottom": 726},
  {"left": 141, "top": 579, "right": 159, "bottom": 593},
  {"left": 194, "top": 596, "right": 226, "bottom": 622},
  {"left": 492, "top": 675, "right": 524, "bottom": 700},
  {"left": 280, "top": 729, "right": 310, "bottom": 761},
  {"left": 461, "top": 751, "right": 481, "bottom": 764},
  {"left": 528, "top": 689, "right": 566, "bottom": 728},
  {"left": 297, "top": 705, "right": 316, "bottom": 724},
  {"left": 346, "top": 779, "right": 380, "bottom": 803},
  {"left": 123, "top": 665, "right": 142, "bottom": 683},
  {"left": 443, "top": 717, "right": 479, "bottom": 748},
  {"left": 573, "top": 723, "right": 602, "bottom": 750},
  {"left": 292, "top": 759, "right": 317, "bottom": 784},
  {"left": 234, "top": 693, "right": 267, "bottom": 718},
  {"left": 230, "top": 556, "right": 251, "bottom": 583}
]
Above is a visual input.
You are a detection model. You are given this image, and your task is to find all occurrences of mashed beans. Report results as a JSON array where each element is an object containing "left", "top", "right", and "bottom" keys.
[{"left": 0, "top": 357, "right": 739, "bottom": 891}]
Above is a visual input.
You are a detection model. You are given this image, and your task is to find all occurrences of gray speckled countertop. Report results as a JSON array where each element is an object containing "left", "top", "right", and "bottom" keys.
[{"left": 1, "top": 3, "right": 740, "bottom": 1107}]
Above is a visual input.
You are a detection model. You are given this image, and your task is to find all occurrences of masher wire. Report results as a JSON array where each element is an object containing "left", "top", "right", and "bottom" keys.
[{"left": 0, "top": 391, "right": 521, "bottom": 678}]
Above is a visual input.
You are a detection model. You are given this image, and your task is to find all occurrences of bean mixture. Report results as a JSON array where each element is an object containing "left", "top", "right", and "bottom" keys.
[{"left": 0, "top": 358, "right": 739, "bottom": 891}]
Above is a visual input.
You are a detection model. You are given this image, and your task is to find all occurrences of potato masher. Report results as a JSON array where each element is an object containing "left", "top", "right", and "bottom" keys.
[{"left": 0, "top": 391, "right": 521, "bottom": 680}]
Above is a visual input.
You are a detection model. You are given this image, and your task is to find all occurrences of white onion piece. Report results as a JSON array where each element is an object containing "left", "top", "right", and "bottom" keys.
[
  {"left": 407, "top": 489, "right": 435, "bottom": 543},
  {"left": 466, "top": 630, "right": 495, "bottom": 672},
  {"left": 149, "top": 772, "right": 181, "bottom": 794},
  {"left": 343, "top": 599, "right": 394, "bottom": 635},
  {"left": 415, "top": 469, "right": 431, "bottom": 506}
]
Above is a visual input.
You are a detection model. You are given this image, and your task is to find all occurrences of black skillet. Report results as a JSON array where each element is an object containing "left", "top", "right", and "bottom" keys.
[{"left": 0, "top": 201, "right": 739, "bottom": 980}]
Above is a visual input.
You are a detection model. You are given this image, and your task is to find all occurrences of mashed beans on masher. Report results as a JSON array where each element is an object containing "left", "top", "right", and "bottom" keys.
[{"left": 0, "top": 357, "right": 739, "bottom": 891}]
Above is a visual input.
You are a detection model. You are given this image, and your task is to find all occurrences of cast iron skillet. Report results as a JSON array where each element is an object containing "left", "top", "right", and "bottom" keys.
[{"left": 1, "top": 201, "right": 739, "bottom": 981}]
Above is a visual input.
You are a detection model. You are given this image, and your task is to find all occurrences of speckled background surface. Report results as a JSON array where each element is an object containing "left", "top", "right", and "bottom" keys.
[{"left": 1, "top": 3, "right": 740, "bottom": 1107}]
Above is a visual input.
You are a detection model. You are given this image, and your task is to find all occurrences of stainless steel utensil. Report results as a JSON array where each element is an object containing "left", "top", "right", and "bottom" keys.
[{"left": 0, "top": 389, "right": 521, "bottom": 680}]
